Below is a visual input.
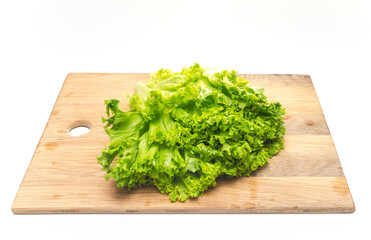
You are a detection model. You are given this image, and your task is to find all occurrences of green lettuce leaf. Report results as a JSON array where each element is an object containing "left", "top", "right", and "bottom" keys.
[{"left": 97, "top": 63, "right": 286, "bottom": 202}]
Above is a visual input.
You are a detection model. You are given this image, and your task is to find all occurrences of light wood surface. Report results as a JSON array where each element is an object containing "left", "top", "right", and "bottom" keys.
[{"left": 12, "top": 73, "right": 354, "bottom": 214}]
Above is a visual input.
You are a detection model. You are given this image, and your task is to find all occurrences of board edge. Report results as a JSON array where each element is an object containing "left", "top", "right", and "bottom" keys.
[{"left": 11, "top": 73, "right": 71, "bottom": 214}]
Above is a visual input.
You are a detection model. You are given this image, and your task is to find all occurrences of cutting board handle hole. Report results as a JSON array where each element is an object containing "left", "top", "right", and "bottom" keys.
[
  {"left": 67, "top": 120, "right": 92, "bottom": 137},
  {"left": 69, "top": 126, "right": 90, "bottom": 136}
]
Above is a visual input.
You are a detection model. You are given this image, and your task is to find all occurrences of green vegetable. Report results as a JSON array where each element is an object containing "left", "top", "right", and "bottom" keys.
[{"left": 97, "top": 64, "right": 286, "bottom": 202}]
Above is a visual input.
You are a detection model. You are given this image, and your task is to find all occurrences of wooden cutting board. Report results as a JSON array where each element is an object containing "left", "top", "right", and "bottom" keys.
[{"left": 12, "top": 73, "right": 355, "bottom": 214}]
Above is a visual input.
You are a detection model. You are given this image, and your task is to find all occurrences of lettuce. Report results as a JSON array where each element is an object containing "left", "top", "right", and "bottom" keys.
[{"left": 97, "top": 64, "right": 286, "bottom": 202}]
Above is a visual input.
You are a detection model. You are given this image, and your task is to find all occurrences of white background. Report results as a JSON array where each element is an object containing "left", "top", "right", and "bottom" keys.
[{"left": 1, "top": 0, "right": 370, "bottom": 239}]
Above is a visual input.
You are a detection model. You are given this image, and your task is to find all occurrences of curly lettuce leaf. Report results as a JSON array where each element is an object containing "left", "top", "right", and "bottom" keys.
[{"left": 97, "top": 63, "right": 286, "bottom": 202}]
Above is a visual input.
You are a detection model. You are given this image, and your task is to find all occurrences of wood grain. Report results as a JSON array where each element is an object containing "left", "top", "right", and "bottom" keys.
[
  {"left": 12, "top": 177, "right": 353, "bottom": 214},
  {"left": 12, "top": 74, "right": 354, "bottom": 214}
]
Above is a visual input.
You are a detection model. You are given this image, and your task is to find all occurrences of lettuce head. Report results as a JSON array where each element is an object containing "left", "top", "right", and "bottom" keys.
[{"left": 97, "top": 64, "right": 286, "bottom": 202}]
